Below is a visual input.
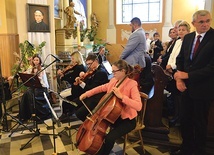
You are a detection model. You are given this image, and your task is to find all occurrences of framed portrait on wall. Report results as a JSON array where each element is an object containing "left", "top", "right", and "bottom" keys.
[{"left": 27, "top": 3, "right": 50, "bottom": 32}]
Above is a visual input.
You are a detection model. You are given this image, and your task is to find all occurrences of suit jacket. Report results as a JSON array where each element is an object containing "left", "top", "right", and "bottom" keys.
[
  {"left": 61, "top": 64, "right": 86, "bottom": 85},
  {"left": 120, "top": 28, "right": 147, "bottom": 68},
  {"left": 160, "top": 39, "right": 176, "bottom": 69},
  {"left": 176, "top": 28, "right": 214, "bottom": 100},
  {"left": 71, "top": 65, "right": 109, "bottom": 98},
  {"left": 139, "top": 54, "right": 154, "bottom": 95},
  {"left": 150, "top": 39, "right": 163, "bottom": 62},
  {"left": 97, "top": 54, "right": 107, "bottom": 64}
]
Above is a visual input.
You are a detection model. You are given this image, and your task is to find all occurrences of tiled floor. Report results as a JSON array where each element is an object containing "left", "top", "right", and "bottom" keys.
[{"left": 0, "top": 103, "right": 181, "bottom": 155}]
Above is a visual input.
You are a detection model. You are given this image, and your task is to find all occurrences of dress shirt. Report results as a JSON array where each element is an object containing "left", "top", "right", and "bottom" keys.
[{"left": 190, "top": 32, "right": 206, "bottom": 59}]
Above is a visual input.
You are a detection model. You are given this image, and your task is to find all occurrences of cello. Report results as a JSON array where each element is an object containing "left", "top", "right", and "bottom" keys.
[{"left": 76, "top": 75, "right": 128, "bottom": 155}]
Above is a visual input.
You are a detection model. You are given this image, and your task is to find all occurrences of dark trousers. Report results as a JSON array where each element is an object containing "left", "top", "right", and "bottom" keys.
[
  {"left": 180, "top": 91, "right": 211, "bottom": 154},
  {"left": 96, "top": 117, "right": 136, "bottom": 155},
  {"left": 61, "top": 95, "right": 77, "bottom": 114},
  {"left": 166, "top": 79, "right": 181, "bottom": 117},
  {"left": 19, "top": 88, "right": 51, "bottom": 121},
  {"left": 75, "top": 92, "right": 105, "bottom": 121}
]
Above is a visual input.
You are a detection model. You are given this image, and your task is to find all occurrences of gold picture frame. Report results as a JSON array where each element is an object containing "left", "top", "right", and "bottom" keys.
[{"left": 27, "top": 3, "right": 50, "bottom": 32}]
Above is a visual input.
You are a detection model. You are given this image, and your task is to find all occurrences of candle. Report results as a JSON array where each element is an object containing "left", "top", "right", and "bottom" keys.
[{"left": 77, "top": 21, "right": 81, "bottom": 47}]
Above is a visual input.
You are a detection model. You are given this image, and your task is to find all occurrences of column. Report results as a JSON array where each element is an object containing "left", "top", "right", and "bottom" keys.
[
  {"left": 87, "top": 0, "right": 92, "bottom": 28},
  {"left": 204, "top": 0, "right": 212, "bottom": 12},
  {"left": 162, "top": 0, "right": 173, "bottom": 42},
  {"left": 106, "top": 0, "right": 116, "bottom": 44},
  {"left": 63, "top": 0, "right": 69, "bottom": 28}
]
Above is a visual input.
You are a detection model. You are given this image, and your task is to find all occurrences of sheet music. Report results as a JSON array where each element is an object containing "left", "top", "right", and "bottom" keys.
[{"left": 102, "top": 61, "right": 112, "bottom": 74}]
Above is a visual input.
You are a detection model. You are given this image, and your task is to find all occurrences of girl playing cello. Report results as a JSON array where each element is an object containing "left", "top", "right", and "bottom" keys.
[{"left": 78, "top": 59, "right": 142, "bottom": 155}]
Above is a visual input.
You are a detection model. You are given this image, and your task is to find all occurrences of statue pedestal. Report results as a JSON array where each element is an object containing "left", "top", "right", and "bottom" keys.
[
  {"left": 55, "top": 29, "right": 77, "bottom": 54},
  {"left": 55, "top": 29, "right": 93, "bottom": 59},
  {"left": 73, "top": 44, "right": 93, "bottom": 59}
]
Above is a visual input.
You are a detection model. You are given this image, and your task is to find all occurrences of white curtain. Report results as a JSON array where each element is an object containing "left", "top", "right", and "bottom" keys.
[{"left": 27, "top": 0, "right": 54, "bottom": 89}]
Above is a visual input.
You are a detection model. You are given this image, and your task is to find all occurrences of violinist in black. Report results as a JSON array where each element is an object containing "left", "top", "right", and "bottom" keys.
[
  {"left": 59, "top": 53, "right": 109, "bottom": 121},
  {"left": 57, "top": 51, "right": 86, "bottom": 90},
  {"left": 57, "top": 51, "right": 85, "bottom": 119}
]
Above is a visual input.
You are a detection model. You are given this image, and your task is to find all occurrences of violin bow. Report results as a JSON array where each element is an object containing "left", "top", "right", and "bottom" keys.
[{"left": 81, "top": 99, "right": 93, "bottom": 116}]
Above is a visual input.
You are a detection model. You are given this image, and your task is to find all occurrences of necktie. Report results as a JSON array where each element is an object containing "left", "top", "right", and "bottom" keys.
[{"left": 193, "top": 35, "right": 201, "bottom": 58}]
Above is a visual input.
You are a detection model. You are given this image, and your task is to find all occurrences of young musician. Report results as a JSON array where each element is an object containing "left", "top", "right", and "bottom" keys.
[
  {"left": 19, "top": 54, "right": 51, "bottom": 121},
  {"left": 57, "top": 51, "right": 86, "bottom": 118},
  {"left": 57, "top": 51, "right": 86, "bottom": 87},
  {"left": 78, "top": 59, "right": 142, "bottom": 155},
  {"left": 59, "top": 53, "right": 109, "bottom": 121}
]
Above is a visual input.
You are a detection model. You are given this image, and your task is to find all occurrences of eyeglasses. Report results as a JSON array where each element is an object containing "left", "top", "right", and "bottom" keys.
[
  {"left": 112, "top": 69, "right": 121, "bottom": 73},
  {"left": 195, "top": 19, "right": 211, "bottom": 25},
  {"left": 86, "top": 62, "right": 93, "bottom": 66}
]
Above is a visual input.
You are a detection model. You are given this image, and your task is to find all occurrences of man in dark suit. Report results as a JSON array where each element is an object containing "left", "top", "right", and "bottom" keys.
[
  {"left": 172, "top": 10, "right": 214, "bottom": 155},
  {"left": 149, "top": 32, "right": 163, "bottom": 62},
  {"left": 59, "top": 53, "right": 109, "bottom": 121}
]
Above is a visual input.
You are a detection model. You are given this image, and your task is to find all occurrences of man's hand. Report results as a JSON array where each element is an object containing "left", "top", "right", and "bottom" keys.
[
  {"left": 57, "top": 69, "right": 64, "bottom": 78},
  {"left": 166, "top": 65, "right": 173, "bottom": 74},
  {"left": 75, "top": 77, "right": 83, "bottom": 85},
  {"left": 176, "top": 79, "right": 187, "bottom": 92},
  {"left": 79, "top": 71, "right": 85, "bottom": 78},
  {"left": 174, "top": 71, "right": 188, "bottom": 80}
]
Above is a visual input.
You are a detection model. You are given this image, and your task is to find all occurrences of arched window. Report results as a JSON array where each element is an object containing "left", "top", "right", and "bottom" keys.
[{"left": 116, "top": 0, "right": 162, "bottom": 24}]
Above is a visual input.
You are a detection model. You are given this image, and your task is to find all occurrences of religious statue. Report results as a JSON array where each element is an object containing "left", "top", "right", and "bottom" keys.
[
  {"left": 91, "top": 13, "right": 99, "bottom": 29},
  {"left": 64, "top": 2, "right": 82, "bottom": 29}
]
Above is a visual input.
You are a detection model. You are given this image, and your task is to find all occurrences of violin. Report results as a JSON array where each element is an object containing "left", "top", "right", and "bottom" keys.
[
  {"left": 54, "top": 63, "right": 77, "bottom": 79},
  {"left": 73, "top": 68, "right": 96, "bottom": 85},
  {"left": 61, "top": 62, "right": 77, "bottom": 74}
]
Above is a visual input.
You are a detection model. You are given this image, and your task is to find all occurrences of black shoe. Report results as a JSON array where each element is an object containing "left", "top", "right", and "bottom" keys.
[
  {"left": 59, "top": 113, "right": 68, "bottom": 122},
  {"left": 170, "top": 149, "right": 193, "bottom": 155},
  {"left": 170, "top": 149, "right": 182, "bottom": 155},
  {"left": 59, "top": 113, "right": 73, "bottom": 123}
]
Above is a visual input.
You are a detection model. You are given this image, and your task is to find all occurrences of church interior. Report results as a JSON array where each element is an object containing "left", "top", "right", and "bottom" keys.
[{"left": 1, "top": 0, "right": 214, "bottom": 155}]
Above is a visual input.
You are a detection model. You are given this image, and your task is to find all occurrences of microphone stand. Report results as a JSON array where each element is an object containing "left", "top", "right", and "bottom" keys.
[
  {"left": 18, "top": 59, "right": 57, "bottom": 150},
  {"left": 1, "top": 49, "right": 27, "bottom": 132},
  {"left": 11, "top": 58, "right": 59, "bottom": 151}
]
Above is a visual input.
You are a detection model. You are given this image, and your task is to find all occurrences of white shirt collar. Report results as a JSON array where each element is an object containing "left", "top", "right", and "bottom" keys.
[
  {"left": 132, "top": 27, "right": 141, "bottom": 34},
  {"left": 195, "top": 32, "right": 206, "bottom": 39}
]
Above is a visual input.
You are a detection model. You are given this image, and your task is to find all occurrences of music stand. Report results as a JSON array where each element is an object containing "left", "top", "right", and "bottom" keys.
[
  {"left": 102, "top": 61, "right": 112, "bottom": 75},
  {"left": 18, "top": 73, "right": 42, "bottom": 88},
  {"left": 8, "top": 73, "right": 43, "bottom": 137},
  {"left": 18, "top": 73, "right": 52, "bottom": 151},
  {"left": 44, "top": 92, "right": 61, "bottom": 154}
]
